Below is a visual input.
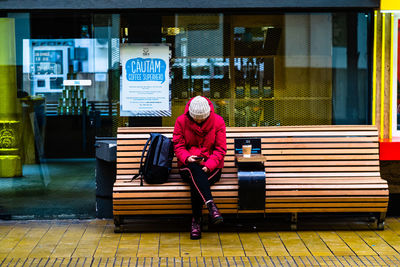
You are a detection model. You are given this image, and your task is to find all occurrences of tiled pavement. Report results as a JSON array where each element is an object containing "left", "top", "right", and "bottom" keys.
[{"left": 2, "top": 217, "right": 400, "bottom": 266}]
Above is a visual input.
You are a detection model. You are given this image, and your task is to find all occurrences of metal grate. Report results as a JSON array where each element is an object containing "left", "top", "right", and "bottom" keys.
[{"left": 162, "top": 14, "right": 333, "bottom": 127}]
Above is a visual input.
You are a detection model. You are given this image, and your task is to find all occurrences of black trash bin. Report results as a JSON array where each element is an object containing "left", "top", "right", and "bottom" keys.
[{"left": 95, "top": 138, "right": 117, "bottom": 218}]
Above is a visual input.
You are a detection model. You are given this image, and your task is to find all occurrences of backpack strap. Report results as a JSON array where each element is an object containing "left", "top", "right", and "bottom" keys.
[{"left": 126, "top": 135, "right": 152, "bottom": 185}]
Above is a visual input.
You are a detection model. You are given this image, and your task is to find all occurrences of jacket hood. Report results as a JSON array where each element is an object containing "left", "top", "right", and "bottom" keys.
[{"left": 184, "top": 96, "right": 215, "bottom": 116}]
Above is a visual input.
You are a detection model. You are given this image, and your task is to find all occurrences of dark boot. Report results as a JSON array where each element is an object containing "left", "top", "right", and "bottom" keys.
[
  {"left": 190, "top": 217, "right": 202, "bottom": 240},
  {"left": 207, "top": 200, "right": 223, "bottom": 224}
]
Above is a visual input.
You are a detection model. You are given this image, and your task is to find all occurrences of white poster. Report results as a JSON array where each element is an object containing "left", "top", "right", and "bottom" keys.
[{"left": 120, "top": 44, "right": 170, "bottom": 116}]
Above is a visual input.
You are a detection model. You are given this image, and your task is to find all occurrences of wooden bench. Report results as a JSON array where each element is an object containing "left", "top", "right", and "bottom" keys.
[{"left": 113, "top": 125, "right": 388, "bottom": 231}]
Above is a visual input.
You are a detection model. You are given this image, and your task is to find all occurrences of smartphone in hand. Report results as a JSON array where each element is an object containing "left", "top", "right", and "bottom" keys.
[{"left": 194, "top": 156, "right": 204, "bottom": 161}]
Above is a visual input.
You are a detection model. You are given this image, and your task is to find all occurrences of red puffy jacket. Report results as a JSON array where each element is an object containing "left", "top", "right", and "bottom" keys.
[{"left": 172, "top": 97, "right": 227, "bottom": 172}]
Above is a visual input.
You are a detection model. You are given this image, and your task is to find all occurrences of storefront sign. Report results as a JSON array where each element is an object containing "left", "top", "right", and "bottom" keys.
[
  {"left": 120, "top": 44, "right": 170, "bottom": 117},
  {"left": 381, "top": 0, "right": 400, "bottom": 11}
]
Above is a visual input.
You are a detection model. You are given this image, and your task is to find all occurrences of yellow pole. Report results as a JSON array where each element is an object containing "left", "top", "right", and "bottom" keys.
[
  {"left": 381, "top": 13, "right": 386, "bottom": 140},
  {"left": 372, "top": 11, "right": 378, "bottom": 126},
  {"left": 389, "top": 14, "right": 394, "bottom": 140},
  {"left": 0, "top": 18, "right": 22, "bottom": 177}
]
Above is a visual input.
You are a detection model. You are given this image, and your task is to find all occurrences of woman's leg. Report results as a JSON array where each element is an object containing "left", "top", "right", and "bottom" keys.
[
  {"left": 180, "top": 163, "right": 223, "bottom": 226},
  {"left": 180, "top": 162, "right": 215, "bottom": 203}
]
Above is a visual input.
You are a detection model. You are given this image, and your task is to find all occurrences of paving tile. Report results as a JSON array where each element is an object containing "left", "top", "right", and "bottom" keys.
[
  {"left": 374, "top": 228, "right": 400, "bottom": 253},
  {"left": 386, "top": 217, "right": 400, "bottom": 234},
  {"left": 355, "top": 230, "right": 398, "bottom": 255},
  {"left": 0, "top": 225, "right": 14, "bottom": 241},
  {"left": 335, "top": 231, "right": 377, "bottom": 256},
  {"left": 72, "top": 248, "right": 96, "bottom": 258},
  {"left": 51, "top": 245, "right": 76, "bottom": 258},
  {"left": 297, "top": 231, "right": 332, "bottom": 257},
  {"left": 278, "top": 232, "right": 311, "bottom": 257},
  {"left": 159, "top": 233, "right": 179, "bottom": 257},
  {"left": 116, "top": 247, "right": 138, "bottom": 258},
  {"left": 136, "top": 247, "right": 159, "bottom": 257},
  {"left": 219, "top": 232, "right": 245, "bottom": 257},
  {"left": 199, "top": 232, "right": 223, "bottom": 256},
  {"left": 317, "top": 231, "right": 354, "bottom": 256},
  {"left": 180, "top": 240, "right": 202, "bottom": 257},
  {"left": 258, "top": 232, "right": 289, "bottom": 257},
  {"left": 238, "top": 232, "right": 267, "bottom": 256}
]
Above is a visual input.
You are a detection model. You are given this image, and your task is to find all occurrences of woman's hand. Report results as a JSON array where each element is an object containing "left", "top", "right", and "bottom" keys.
[
  {"left": 187, "top": 155, "right": 203, "bottom": 163},
  {"left": 202, "top": 166, "right": 209, "bottom": 173}
]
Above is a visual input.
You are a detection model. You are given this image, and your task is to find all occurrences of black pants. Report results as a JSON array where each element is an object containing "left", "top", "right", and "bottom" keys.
[{"left": 180, "top": 163, "right": 221, "bottom": 219}]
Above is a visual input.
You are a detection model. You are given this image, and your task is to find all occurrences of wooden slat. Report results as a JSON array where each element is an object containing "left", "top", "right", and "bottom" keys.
[
  {"left": 113, "top": 198, "right": 238, "bottom": 205},
  {"left": 261, "top": 137, "right": 379, "bottom": 143},
  {"left": 263, "top": 149, "right": 378, "bottom": 155},
  {"left": 264, "top": 208, "right": 387, "bottom": 213},
  {"left": 115, "top": 173, "right": 239, "bottom": 180},
  {"left": 266, "top": 166, "right": 380, "bottom": 172},
  {"left": 261, "top": 143, "right": 378, "bottom": 149},
  {"left": 265, "top": 184, "right": 388, "bottom": 190},
  {"left": 265, "top": 196, "right": 389, "bottom": 202},
  {"left": 265, "top": 202, "right": 388, "bottom": 208},
  {"left": 265, "top": 190, "right": 388, "bottom": 197},
  {"left": 266, "top": 178, "right": 387, "bottom": 184},
  {"left": 266, "top": 155, "right": 380, "bottom": 160},
  {"left": 113, "top": 191, "right": 238, "bottom": 198},
  {"left": 113, "top": 209, "right": 238, "bottom": 215},
  {"left": 266, "top": 172, "right": 381, "bottom": 177},
  {"left": 114, "top": 203, "right": 238, "bottom": 210},
  {"left": 114, "top": 184, "right": 238, "bottom": 192},
  {"left": 225, "top": 131, "right": 379, "bottom": 138},
  {"left": 265, "top": 161, "right": 380, "bottom": 166}
]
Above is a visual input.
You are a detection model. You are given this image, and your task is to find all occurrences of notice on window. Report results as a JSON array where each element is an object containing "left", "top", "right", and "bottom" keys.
[{"left": 120, "top": 44, "right": 170, "bottom": 117}]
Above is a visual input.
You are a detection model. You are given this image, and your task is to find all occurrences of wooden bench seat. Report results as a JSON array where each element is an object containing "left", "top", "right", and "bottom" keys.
[{"left": 114, "top": 125, "right": 389, "bottom": 231}]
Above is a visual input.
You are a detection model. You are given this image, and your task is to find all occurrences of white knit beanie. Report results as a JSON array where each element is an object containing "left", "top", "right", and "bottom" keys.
[{"left": 189, "top": 96, "right": 211, "bottom": 120}]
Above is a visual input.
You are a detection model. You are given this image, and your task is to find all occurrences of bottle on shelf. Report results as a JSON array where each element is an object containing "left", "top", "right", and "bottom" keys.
[
  {"left": 210, "top": 79, "right": 221, "bottom": 99},
  {"left": 250, "top": 60, "right": 260, "bottom": 98},
  {"left": 192, "top": 79, "right": 203, "bottom": 97},
  {"left": 244, "top": 59, "right": 251, "bottom": 98},
  {"left": 235, "top": 59, "right": 245, "bottom": 99},
  {"left": 203, "top": 79, "right": 210, "bottom": 98},
  {"left": 262, "top": 59, "right": 274, "bottom": 98}
]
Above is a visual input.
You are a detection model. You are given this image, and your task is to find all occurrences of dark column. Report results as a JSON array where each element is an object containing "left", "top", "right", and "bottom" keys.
[{"left": 346, "top": 13, "right": 359, "bottom": 124}]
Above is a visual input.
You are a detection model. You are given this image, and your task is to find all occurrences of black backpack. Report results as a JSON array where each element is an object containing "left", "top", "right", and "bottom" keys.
[{"left": 129, "top": 133, "right": 174, "bottom": 186}]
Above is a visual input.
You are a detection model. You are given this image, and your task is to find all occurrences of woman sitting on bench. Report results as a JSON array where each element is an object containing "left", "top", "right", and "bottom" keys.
[{"left": 173, "top": 96, "right": 227, "bottom": 239}]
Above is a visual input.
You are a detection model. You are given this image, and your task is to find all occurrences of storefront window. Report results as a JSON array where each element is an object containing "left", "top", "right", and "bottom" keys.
[
  {"left": 0, "top": 12, "right": 120, "bottom": 219},
  {"left": 162, "top": 12, "right": 372, "bottom": 127},
  {"left": 0, "top": 11, "right": 373, "bottom": 219}
]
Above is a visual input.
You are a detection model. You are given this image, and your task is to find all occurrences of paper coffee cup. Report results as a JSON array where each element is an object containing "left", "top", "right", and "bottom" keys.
[{"left": 242, "top": 144, "right": 252, "bottom": 158}]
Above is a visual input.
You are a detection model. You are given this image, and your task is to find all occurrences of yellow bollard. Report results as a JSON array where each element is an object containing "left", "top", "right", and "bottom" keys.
[{"left": 0, "top": 18, "right": 22, "bottom": 177}]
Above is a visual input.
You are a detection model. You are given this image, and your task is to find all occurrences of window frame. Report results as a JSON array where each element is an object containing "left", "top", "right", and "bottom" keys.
[{"left": 392, "top": 14, "right": 400, "bottom": 137}]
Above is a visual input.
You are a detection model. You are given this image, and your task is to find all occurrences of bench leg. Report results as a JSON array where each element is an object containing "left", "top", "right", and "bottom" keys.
[
  {"left": 114, "top": 215, "right": 123, "bottom": 233},
  {"left": 377, "top": 212, "right": 386, "bottom": 230},
  {"left": 290, "top": 213, "right": 298, "bottom": 231}
]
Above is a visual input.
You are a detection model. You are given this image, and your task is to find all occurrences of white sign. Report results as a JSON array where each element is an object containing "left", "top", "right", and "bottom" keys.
[{"left": 120, "top": 44, "right": 170, "bottom": 117}]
